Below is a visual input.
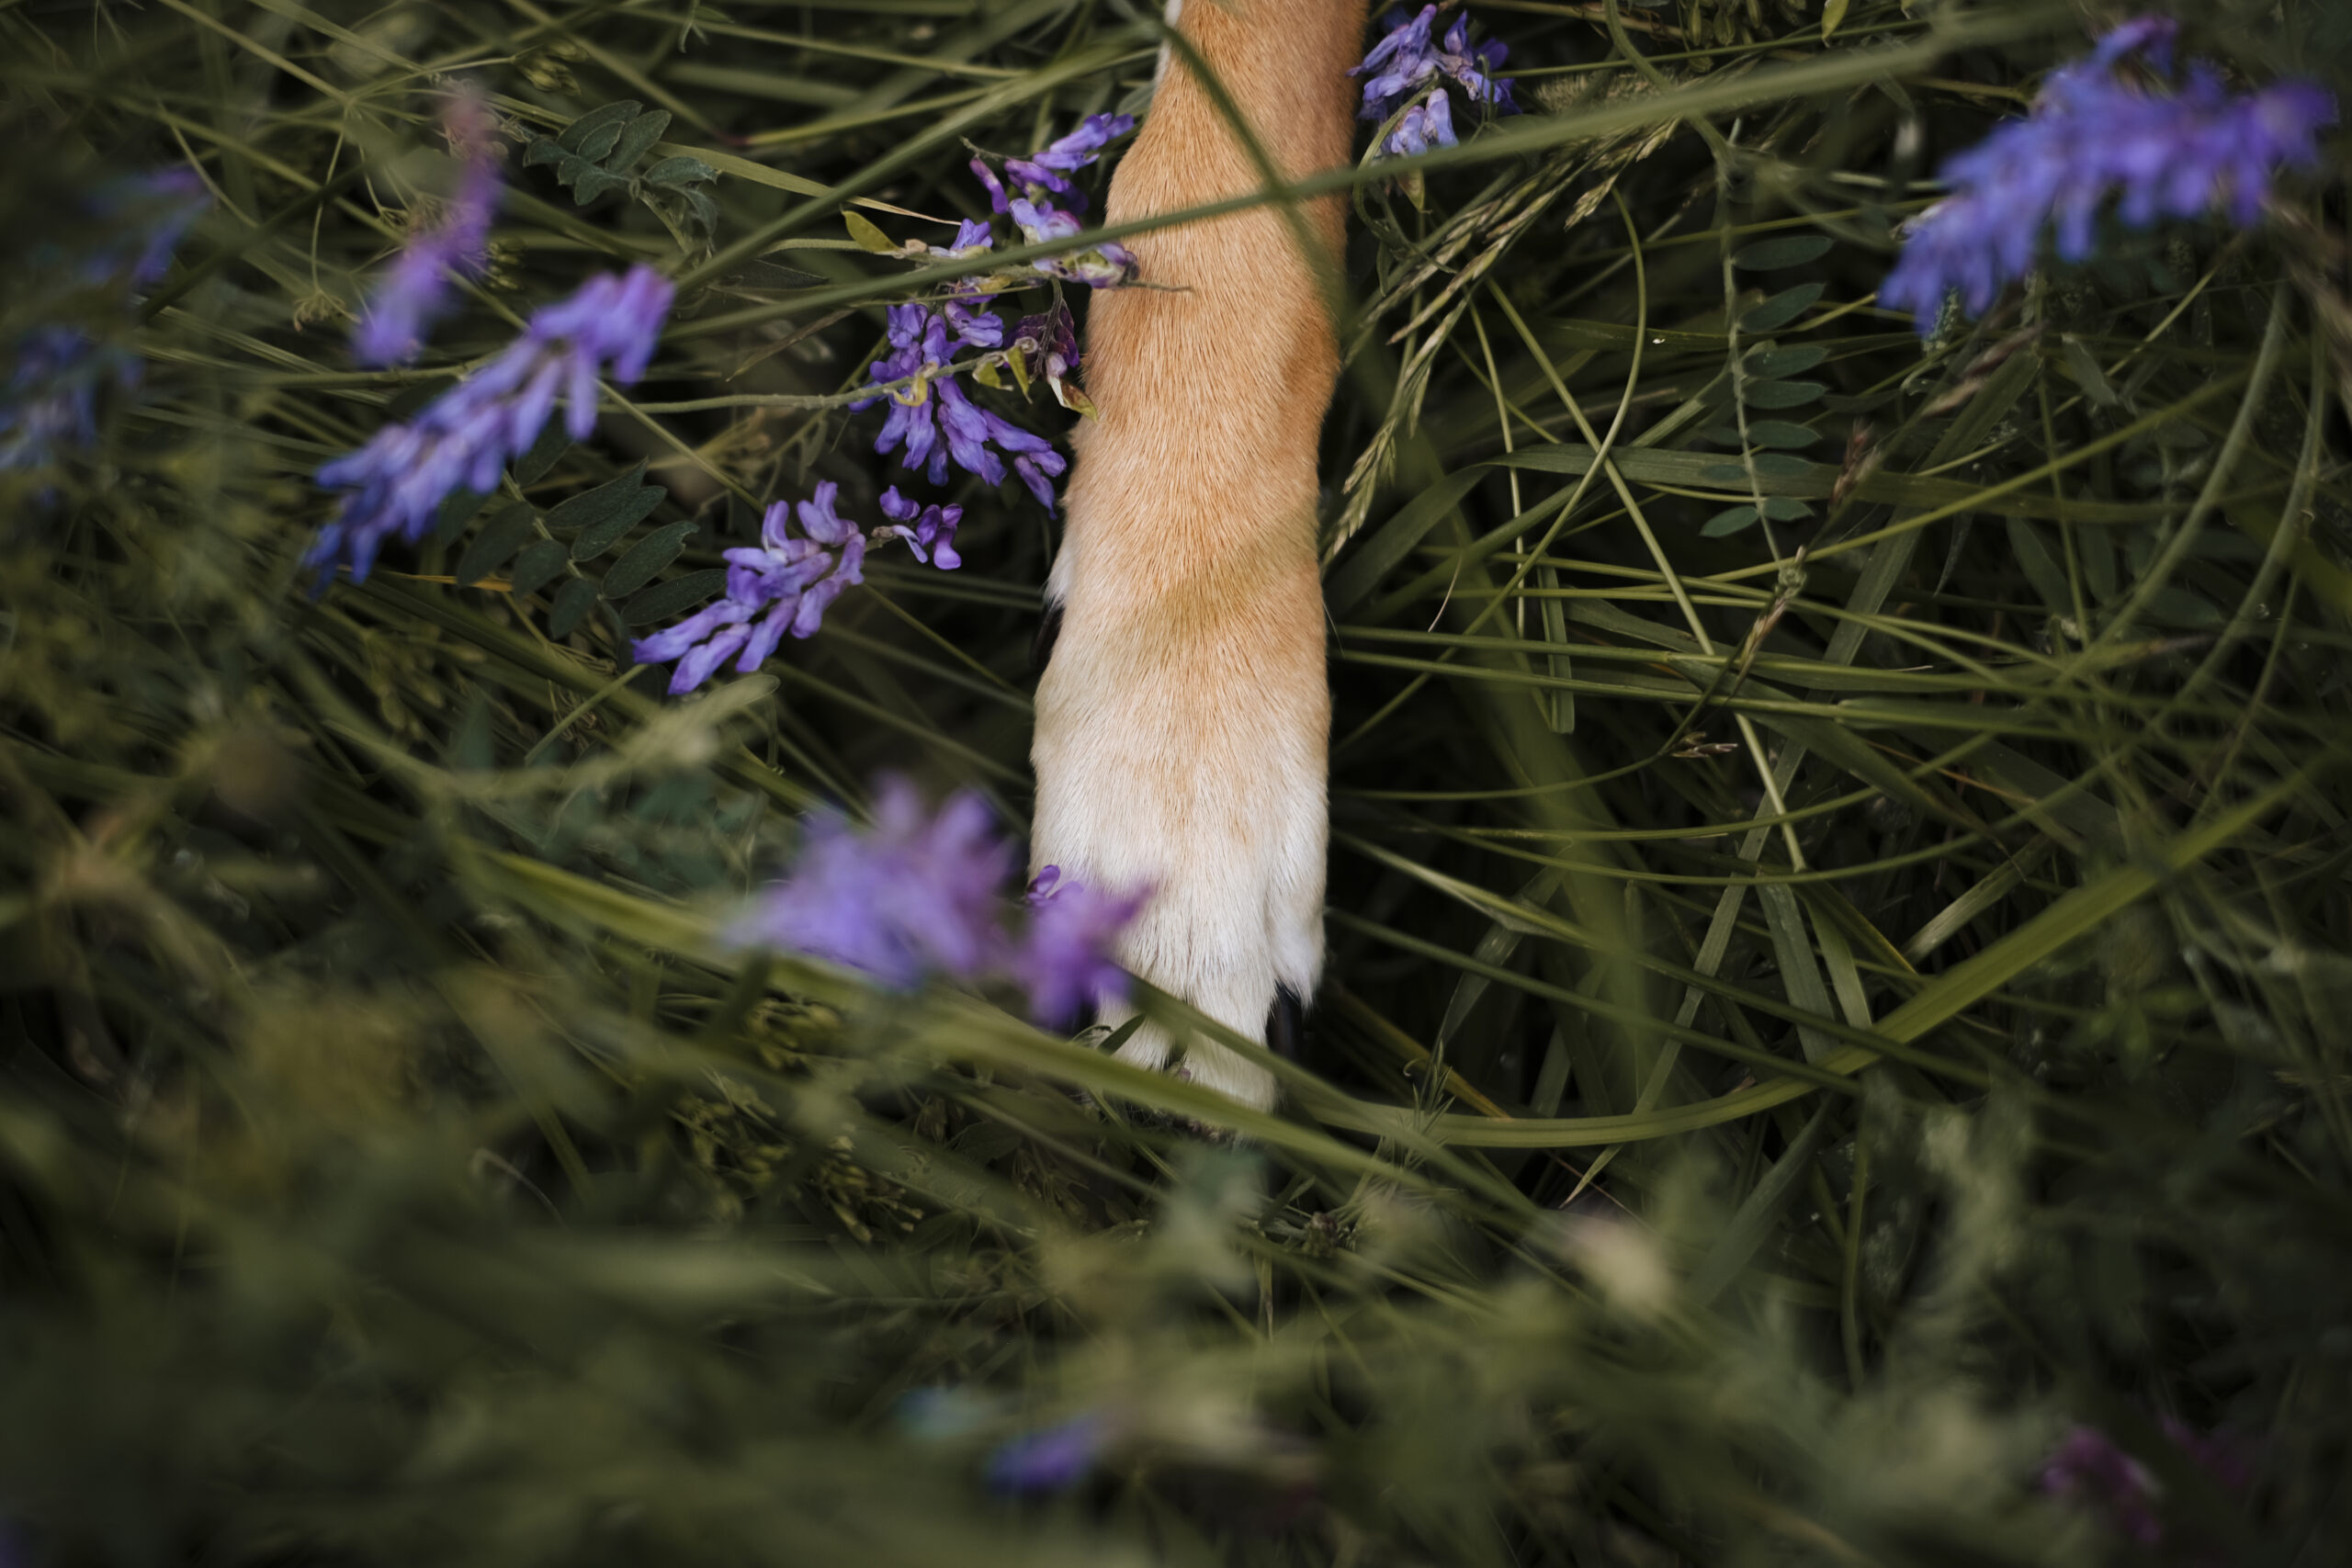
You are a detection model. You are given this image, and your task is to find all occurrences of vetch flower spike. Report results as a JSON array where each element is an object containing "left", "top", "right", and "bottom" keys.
[
  {"left": 1015, "top": 866, "right": 1148, "bottom": 1029},
  {"left": 729, "top": 777, "right": 1016, "bottom": 989},
  {"left": 1882, "top": 17, "right": 2336, "bottom": 333},
  {"left": 353, "top": 86, "right": 503, "bottom": 367},
  {"left": 2, "top": 169, "right": 208, "bottom": 478},
  {"left": 630, "top": 480, "right": 867, "bottom": 694},
  {"left": 715, "top": 782, "right": 1147, "bottom": 1023},
  {"left": 1352, "top": 5, "right": 1517, "bottom": 158},
  {"left": 851, "top": 300, "right": 1068, "bottom": 507},
  {"left": 306, "top": 265, "right": 673, "bottom": 584},
  {"left": 984, "top": 1414, "right": 1108, "bottom": 1496},
  {"left": 872, "top": 486, "right": 964, "bottom": 569}
]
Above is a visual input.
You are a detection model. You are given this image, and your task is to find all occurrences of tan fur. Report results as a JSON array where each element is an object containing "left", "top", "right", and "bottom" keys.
[{"left": 1031, "top": 0, "right": 1366, "bottom": 1110}]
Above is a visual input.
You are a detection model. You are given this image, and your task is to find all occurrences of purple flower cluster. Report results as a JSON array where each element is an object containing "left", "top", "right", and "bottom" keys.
[
  {"left": 353, "top": 87, "right": 503, "bottom": 367},
  {"left": 2, "top": 170, "right": 207, "bottom": 477},
  {"left": 1011, "top": 299, "right": 1084, "bottom": 412},
  {"left": 969, "top": 114, "right": 1138, "bottom": 289},
  {"left": 2040, "top": 1418, "right": 2250, "bottom": 1547},
  {"left": 984, "top": 1414, "right": 1107, "bottom": 1495},
  {"left": 85, "top": 168, "right": 209, "bottom": 293},
  {"left": 0, "top": 327, "right": 138, "bottom": 474},
  {"left": 1351, "top": 5, "right": 1516, "bottom": 158},
  {"left": 846, "top": 113, "right": 1134, "bottom": 510},
  {"left": 850, "top": 301, "right": 1066, "bottom": 509},
  {"left": 631, "top": 480, "right": 965, "bottom": 694},
  {"left": 305, "top": 265, "right": 673, "bottom": 582},
  {"left": 1015, "top": 866, "right": 1150, "bottom": 1030},
  {"left": 873, "top": 485, "right": 964, "bottom": 568},
  {"left": 727, "top": 776, "right": 1145, "bottom": 1027},
  {"left": 630, "top": 481, "right": 871, "bottom": 694},
  {"left": 1883, "top": 17, "right": 2337, "bottom": 332}
]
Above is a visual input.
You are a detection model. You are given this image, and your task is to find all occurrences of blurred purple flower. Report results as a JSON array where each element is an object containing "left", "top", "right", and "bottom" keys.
[
  {"left": 2040, "top": 1417, "right": 2252, "bottom": 1548},
  {"left": 1883, "top": 18, "right": 2337, "bottom": 332},
  {"left": 1352, "top": 6, "right": 1516, "bottom": 157},
  {"left": 873, "top": 485, "right": 963, "bottom": 569},
  {"left": 0, "top": 327, "right": 135, "bottom": 473},
  {"left": 354, "top": 87, "right": 503, "bottom": 367},
  {"left": 729, "top": 776, "right": 1016, "bottom": 988},
  {"left": 984, "top": 1414, "right": 1107, "bottom": 1495},
  {"left": 1013, "top": 866, "right": 1146, "bottom": 1028},
  {"left": 630, "top": 480, "right": 866, "bottom": 694},
  {"left": 2, "top": 170, "right": 207, "bottom": 477},
  {"left": 86, "top": 168, "right": 209, "bottom": 291},
  {"left": 306, "top": 264, "right": 673, "bottom": 583}
]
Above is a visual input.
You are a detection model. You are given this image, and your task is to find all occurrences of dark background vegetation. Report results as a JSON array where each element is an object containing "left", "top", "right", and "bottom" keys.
[{"left": 5, "top": 0, "right": 2352, "bottom": 1562}]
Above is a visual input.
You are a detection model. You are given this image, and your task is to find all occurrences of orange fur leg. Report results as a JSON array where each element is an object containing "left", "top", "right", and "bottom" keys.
[{"left": 1030, "top": 0, "right": 1365, "bottom": 1111}]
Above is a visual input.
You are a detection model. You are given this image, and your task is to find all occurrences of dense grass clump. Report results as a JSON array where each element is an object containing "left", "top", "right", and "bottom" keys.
[{"left": 4, "top": 2, "right": 2351, "bottom": 1563}]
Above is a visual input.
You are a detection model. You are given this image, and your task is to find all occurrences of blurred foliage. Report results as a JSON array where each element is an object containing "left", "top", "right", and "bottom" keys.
[{"left": 5, "top": 0, "right": 2352, "bottom": 1563}]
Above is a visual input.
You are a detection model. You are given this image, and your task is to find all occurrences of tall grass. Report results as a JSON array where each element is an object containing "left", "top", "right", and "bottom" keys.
[{"left": 4, "top": 1, "right": 2349, "bottom": 1562}]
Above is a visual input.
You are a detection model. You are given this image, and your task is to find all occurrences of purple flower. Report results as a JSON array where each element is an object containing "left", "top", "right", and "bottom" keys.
[
  {"left": 1883, "top": 19, "right": 2337, "bottom": 332},
  {"left": 1012, "top": 866, "right": 1146, "bottom": 1028},
  {"left": 729, "top": 776, "right": 1016, "bottom": 988},
  {"left": 968, "top": 114, "right": 1138, "bottom": 288},
  {"left": 873, "top": 485, "right": 963, "bottom": 569},
  {"left": 631, "top": 480, "right": 866, "bottom": 693},
  {"left": 86, "top": 168, "right": 209, "bottom": 291},
  {"left": 0, "top": 327, "right": 135, "bottom": 473},
  {"left": 306, "top": 265, "right": 673, "bottom": 583},
  {"left": 2, "top": 171, "right": 207, "bottom": 476},
  {"left": 353, "top": 88, "right": 504, "bottom": 367},
  {"left": 1386, "top": 92, "right": 1455, "bottom": 157},
  {"left": 1023, "top": 113, "right": 1136, "bottom": 176},
  {"left": 1012, "top": 300, "right": 1085, "bottom": 411},
  {"left": 984, "top": 1414, "right": 1106, "bottom": 1495},
  {"left": 1352, "top": 6, "right": 1516, "bottom": 156},
  {"left": 2039, "top": 1418, "right": 2252, "bottom": 1549},
  {"left": 1351, "top": 4, "right": 1441, "bottom": 112},
  {"left": 850, "top": 301, "right": 1067, "bottom": 507}
]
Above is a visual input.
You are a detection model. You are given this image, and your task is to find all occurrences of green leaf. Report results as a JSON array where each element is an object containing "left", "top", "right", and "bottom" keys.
[
  {"left": 844, "top": 211, "right": 897, "bottom": 253},
  {"left": 570, "top": 165, "right": 636, "bottom": 205},
  {"left": 1700, "top": 454, "right": 1814, "bottom": 482},
  {"left": 2004, "top": 517, "right": 2072, "bottom": 612},
  {"left": 557, "top": 101, "right": 642, "bottom": 155},
  {"left": 1823, "top": 0, "right": 1850, "bottom": 37},
  {"left": 521, "top": 137, "right": 567, "bottom": 168},
  {"left": 1746, "top": 344, "right": 1828, "bottom": 378},
  {"left": 1760, "top": 495, "right": 1815, "bottom": 523},
  {"left": 2059, "top": 334, "right": 2120, "bottom": 406},
  {"left": 1702, "top": 504, "right": 1758, "bottom": 536},
  {"left": 603, "top": 109, "right": 671, "bottom": 173},
  {"left": 1326, "top": 468, "right": 1491, "bottom": 615},
  {"left": 622, "top": 568, "right": 729, "bottom": 625},
  {"left": 1741, "top": 379, "right": 1827, "bottom": 409},
  {"left": 454, "top": 502, "right": 537, "bottom": 587},
  {"left": 511, "top": 423, "right": 571, "bottom": 484},
  {"left": 548, "top": 463, "right": 665, "bottom": 555},
  {"left": 1732, "top": 235, "right": 1834, "bottom": 271},
  {"left": 1739, "top": 284, "right": 1827, "bottom": 333},
  {"left": 548, "top": 577, "right": 601, "bottom": 638},
  {"left": 509, "top": 539, "right": 571, "bottom": 600},
  {"left": 1743, "top": 420, "right": 1822, "bottom": 447},
  {"left": 599, "top": 521, "right": 698, "bottom": 600},
  {"left": 433, "top": 487, "right": 492, "bottom": 543},
  {"left": 643, "top": 154, "right": 719, "bottom": 188},
  {"left": 681, "top": 187, "right": 720, "bottom": 232}
]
